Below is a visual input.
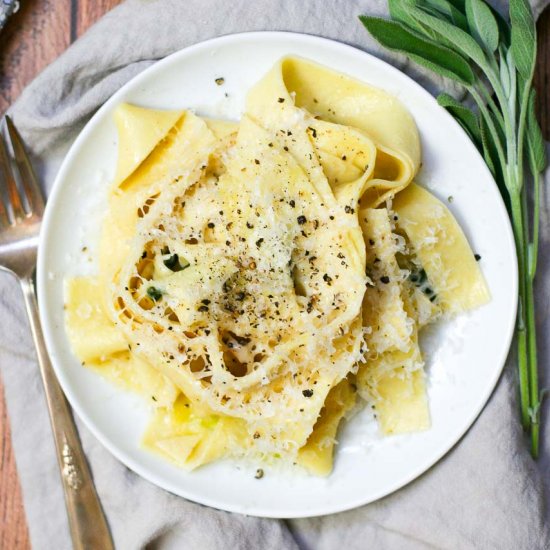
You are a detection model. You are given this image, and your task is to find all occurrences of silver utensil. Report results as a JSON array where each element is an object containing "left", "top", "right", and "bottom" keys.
[{"left": 0, "top": 116, "right": 113, "bottom": 550}]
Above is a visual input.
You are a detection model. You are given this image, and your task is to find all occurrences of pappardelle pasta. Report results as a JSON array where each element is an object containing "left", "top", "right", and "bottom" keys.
[{"left": 65, "top": 57, "right": 489, "bottom": 476}]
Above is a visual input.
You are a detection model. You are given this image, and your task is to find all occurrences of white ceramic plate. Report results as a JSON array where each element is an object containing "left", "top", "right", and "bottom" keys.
[{"left": 37, "top": 32, "right": 517, "bottom": 518}]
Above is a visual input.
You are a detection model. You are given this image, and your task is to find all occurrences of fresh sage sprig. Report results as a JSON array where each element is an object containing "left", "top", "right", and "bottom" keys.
[{"left": 360, "top": 0, "right": 546, "bottom": 457}]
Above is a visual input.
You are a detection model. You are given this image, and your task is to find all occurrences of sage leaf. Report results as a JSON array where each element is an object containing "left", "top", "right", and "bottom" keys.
[
  {"left": 415, "top": 4, "right": 470, "bottom": 51},
  {"left": 499, "top": 47, "right": 511, "bottom": 96},
  {"left": 490, "top": 5, "right": 511, "bottom": 46},
  {"left": 480, "top": 116, "right": 497, "bottom": 177},
  {"left": 506, "top": 47, "right": 517, "bottom": 103},
  {"left": 498, "top": 45, "right": 517, "bottom": 100},
  {"left": 391, "top": 0, "right": 463, "bottom": 50},
  {"left": 389, "top": 0, "right": 422, "bottom": 29},
  {"left": 359, "top": 16, "right": 475, "bottom": 85},
  {"left": 405, "top": 3, "right": 489, "bottom": 68},
  {"left": 510, "top": 0, "right": 536, "bottom": 79},
  {"left": 437, "top": 93, "right": 482, "bottom": 145},
  {"left": 388, "top": 0, "right": 442, "bottom": 40},
  {"left": 424, "top": 0, "right": 469, "bottom": 31},
  {"left": 480, "top": 114, "right": 508, "bottom": 205},
  {"left": 447, "top": 0, "right": 465, "bottom": 10},
  {"left": 422, "top": 4, "right": 453, "bottom": 20},
  {"left": 449, "top": 0, "right": 464, "bottom": 9},
  {"left": 465, "top": 0, "right": 499, "bottom": 52},
  {"left": 526, "top": 89, "right": 547, "bottom": 173}
]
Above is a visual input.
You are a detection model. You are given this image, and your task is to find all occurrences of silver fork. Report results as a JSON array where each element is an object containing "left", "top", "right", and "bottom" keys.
[{"left": 0, "top": 117, "right": 113, "bottom": 550}]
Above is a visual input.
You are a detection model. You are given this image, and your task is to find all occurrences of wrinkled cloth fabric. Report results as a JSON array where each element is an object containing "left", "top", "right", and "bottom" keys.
[{"left": 2, "top": 1, "right": 550, "bottom": 548}]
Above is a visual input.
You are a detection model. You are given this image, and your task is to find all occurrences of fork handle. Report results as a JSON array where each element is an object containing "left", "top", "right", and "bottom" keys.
[{"left": 19, "top": 276, "right": 114, "bottom": 550}]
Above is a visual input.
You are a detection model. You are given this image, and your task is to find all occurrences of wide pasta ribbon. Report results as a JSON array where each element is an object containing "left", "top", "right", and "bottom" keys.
[{"left": 64, "top": 57, "right": 488, "bottom": 475}]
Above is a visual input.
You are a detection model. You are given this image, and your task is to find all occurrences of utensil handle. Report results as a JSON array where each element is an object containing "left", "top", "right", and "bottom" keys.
[{"left": 19, "top": 276, "right": 114, "bottom": 550}]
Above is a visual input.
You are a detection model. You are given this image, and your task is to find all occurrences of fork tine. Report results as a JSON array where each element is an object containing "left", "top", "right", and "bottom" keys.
[
  {"left": 0, "top": 131, "right": 25, "bottom": 222},
  {"left": 5, "top": 116, "right": 44, "bottom": 217}
]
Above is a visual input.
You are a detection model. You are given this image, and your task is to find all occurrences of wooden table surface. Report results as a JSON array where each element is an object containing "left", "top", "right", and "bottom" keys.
[{"left": 0, "top": 1, "right": 549, "bottom": 547}]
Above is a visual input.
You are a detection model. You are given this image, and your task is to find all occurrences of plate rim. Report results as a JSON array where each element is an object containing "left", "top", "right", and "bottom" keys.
[{"left": 36, "top": 30, "right": 518, "bottom": 518}]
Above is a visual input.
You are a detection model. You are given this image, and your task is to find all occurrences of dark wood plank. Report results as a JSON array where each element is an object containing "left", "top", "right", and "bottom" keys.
[
  {"left": 0, "top": 379, "right": 30, "bottom": 550},
  {"left": 75, "top": 0, "right": 122, "bottom": 37},
  {"left": 0, "top": 0, "right": 72, "bottom": 115},
  {"left": 535, "top": 7, "right": 550, "bottom": 140}
]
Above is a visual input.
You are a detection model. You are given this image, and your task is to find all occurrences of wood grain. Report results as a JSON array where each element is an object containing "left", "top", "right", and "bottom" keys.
[
  {"left": 0, "top": 0, "right": 72, "bottom": 115},
  {"left": 0, "top": 379, "right": 29, "bottom": 550},
  {"left": 0, "top": 2, "right": 548, "bottom": 548},
  {"left": 75, "top": 0, "right": 122, "bottom": 38}
]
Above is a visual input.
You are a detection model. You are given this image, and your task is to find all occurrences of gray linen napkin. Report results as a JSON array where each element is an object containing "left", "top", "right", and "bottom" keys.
[{"left": 3, "top": 1, "right": 550, "bottom": 548}]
